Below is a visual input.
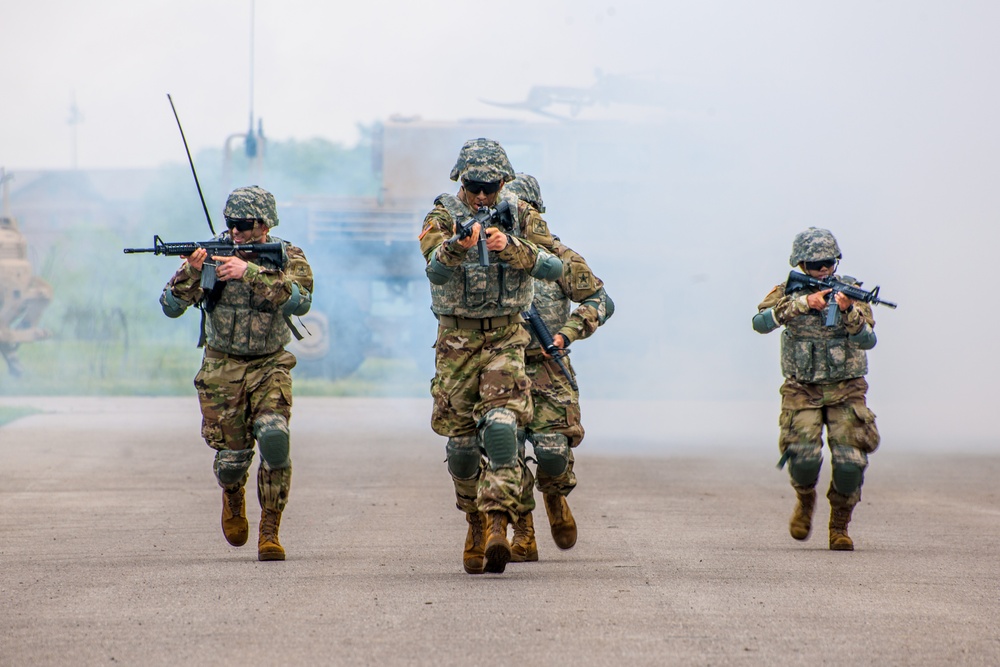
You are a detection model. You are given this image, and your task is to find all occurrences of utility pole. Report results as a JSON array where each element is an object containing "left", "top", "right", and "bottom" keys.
[{"left": 68, "top": 92, "right": 84, "bottom": 169}]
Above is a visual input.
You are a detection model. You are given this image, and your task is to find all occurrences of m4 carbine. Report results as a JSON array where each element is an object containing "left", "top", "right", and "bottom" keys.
[
  {"left": 785, "top": 270, "right": 897, "bottom": 326},
  {"left": 452, "top": 200, "right": 515, "bottom": 268},
  {"left": 124, "top": 234, "right": 286, "bottom": 291},
  {"left": 522, "top": 304, "right": 578, "bottom": 391}
]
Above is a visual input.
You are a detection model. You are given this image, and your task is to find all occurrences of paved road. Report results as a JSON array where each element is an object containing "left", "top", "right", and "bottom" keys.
[{"left": 1, "top": 397, "right": 997, "bottom": 666}]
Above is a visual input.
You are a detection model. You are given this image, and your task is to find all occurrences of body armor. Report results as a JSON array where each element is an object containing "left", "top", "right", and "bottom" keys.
[
  {"left": 527, "top": 278, "right": 570, "bottom": 352},
  {"left": 781, "top": 279, "right": 868, "bottom": 383},
  {"left": 429, "top": 193, "right": 534, "bottom": 318},
  {"left": 203, "top": 237, "right": 293, "bottom": 355}
]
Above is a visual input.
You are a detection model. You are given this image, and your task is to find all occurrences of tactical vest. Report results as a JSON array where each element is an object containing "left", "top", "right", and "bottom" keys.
[
  {"left": 429, "top": 193, "right": 534, "bottom": 318},
  {"left": 781, "top": 278, "right": 868, "bottom": 383},
  {"left": 203, "top": 237, "right": 292, "bottom": 355},
  {"left": 527, "top": 278, "right": 570, "bottom": 352}
]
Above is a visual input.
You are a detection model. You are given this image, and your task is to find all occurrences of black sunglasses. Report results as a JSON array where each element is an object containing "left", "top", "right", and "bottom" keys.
[
  {"left": 803, "top": 259, "right": 837, "bottom": 271},
  {"left": 225, "top": 217, "right": 260, "bottom": 232},
  {"left": 463, "top": 180, "right": 502, "bottom": 196}
]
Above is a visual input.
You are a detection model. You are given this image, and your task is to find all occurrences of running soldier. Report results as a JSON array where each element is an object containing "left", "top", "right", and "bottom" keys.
[
  {"left": 753, "top": 227, "right": 880, "bottom": 550},
  {"left": 503, "top": 173, "right": 615, "bottom": 562},
  {"left": 419, "top": 140, "right": 563, "bottom": 574},
  {"left": 160, "top": 186, "right": 314, "bottom": 561}
]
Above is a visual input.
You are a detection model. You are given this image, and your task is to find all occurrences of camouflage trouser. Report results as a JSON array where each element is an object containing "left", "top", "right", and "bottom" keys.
[
  {"left": 519, "top": 353, "right": 584, "bottom": 506},
  {"left": 430, "top": 323, "right": 532, "bottom": 517},
  {"left": 778, "top": 377, "right": 880, "bottom": 510},
  {"left": 194, "top": 349, "right": 296, "bottom": 512}
]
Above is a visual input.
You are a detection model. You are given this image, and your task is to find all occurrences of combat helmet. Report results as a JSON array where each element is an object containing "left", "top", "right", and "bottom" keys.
[
  {"left": 505, "top": 173, "right": 545, "bottom": 213},
  {"left": 449, "top": 138, "right": 516, "bottom": 183},
  {"left": 789, "top": 227, "right": 842, "bottom": 266},
  {"left": 224, "top": 185, "right": 279, "bottom": 228}
]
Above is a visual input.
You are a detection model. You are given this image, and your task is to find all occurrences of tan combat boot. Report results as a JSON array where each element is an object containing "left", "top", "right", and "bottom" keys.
[
  {"left": 258, "top": 509, "right": 285, "bottom": 561},
  {"left": 829, "top": 506, "right": 854, "bottom": 551},
  {"left": 543, "top": 493, "right": 577, "bottom": 550},
  {"left": 510, "top": 512, "right": 539, "bottom": 562},
  {"left": 789, "top": 489, "right": 816, "bottom": 541},
  {"left": 483, "top": 512, "right": 511, "bottom": 573},
  {"left": 463, "top": 512, "right": 487, "bottom": 574},
  {"left": 222, "top": 487, "right": 249, "bottom": 547}
]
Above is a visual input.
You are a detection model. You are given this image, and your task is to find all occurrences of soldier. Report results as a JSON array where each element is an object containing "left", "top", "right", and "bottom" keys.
[
  {"left": 752, "top": 227, "right": 880, "bottom": 551},
  {"left": 160, "top": 186, "right": 314, "bottom": 561},
  {"left": 419, "top": 139, "right": 563, "bottom": 574},
  {"left": 502, "top": 174, "right": 614, "bottom": 562}
]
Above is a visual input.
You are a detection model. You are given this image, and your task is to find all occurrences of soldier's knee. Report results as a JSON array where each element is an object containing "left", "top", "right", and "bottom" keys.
[
  {"left": 479, "top": 408, "right": 518, "bottom": 470},
  {"left": 781, "top": 442, "right": 823, "bottom": 488},
  {"left": 446, "top": 435, "right": 481, "bottom": 480},
  {"left": 531, "top": 433, "right": 569, "bottom": 477},
  {"left": 831, "top": 444, "right": 867, "bottom": 495},
  {"left": 214, "top": 448, "right": 255, "bottom": 486},
  {"left": 254, "top": 414, "right": 290, "bottom": 470}
]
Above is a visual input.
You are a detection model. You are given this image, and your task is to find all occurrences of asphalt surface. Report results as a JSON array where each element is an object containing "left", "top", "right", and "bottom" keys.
[{"left": 1, "top": 396, "right": 997, "bottom": 666}]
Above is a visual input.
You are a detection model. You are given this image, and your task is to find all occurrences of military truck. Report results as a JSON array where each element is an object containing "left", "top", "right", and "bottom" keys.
[
  {"left": 282, "top": 113, "right": 682, "bottom": 379},
  {"left": 0, "top": 169, "right": 52, "bottom": 376}
]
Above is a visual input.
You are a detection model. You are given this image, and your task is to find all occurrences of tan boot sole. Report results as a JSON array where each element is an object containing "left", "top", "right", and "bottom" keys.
[{"left": 258, "top": 545, "right": 286, "bottom": 561}]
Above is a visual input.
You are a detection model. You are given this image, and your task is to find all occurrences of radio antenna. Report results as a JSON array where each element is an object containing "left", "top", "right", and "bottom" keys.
[{"left": 167, "top": 93, "right": 216, "bottom": 236}]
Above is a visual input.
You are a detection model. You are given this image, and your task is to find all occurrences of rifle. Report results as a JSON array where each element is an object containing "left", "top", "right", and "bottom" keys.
[
  {"left": 522, "top": 304, "right": 578, "bottom": 391},
  {"left": 785, "top": 270, "right": 897, "bottom": 326},
  {"left": 123, "top": 235, "right": 286, "bottom": 291},
  {"left": 452, "top": 200, "right": 515, "bottom": 267}
]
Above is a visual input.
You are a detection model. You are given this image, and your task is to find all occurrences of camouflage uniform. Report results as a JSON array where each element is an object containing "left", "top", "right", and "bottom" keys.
[
  {"left": 160, "top": 186, "right": 313, "bottom": 559},
  {"left": 753, "top": 227, "right": 880, "bottom": 550},
  {"left": 420, "top": 140, "right": 562, "bottom": 574},
  {"left": 503, "top": 174, "right": 614, "bottom": 558}
]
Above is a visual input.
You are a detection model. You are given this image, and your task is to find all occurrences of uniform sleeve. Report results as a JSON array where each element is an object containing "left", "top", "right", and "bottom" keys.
[
  {"left": 759, "top": 284, "right": 811, "bottom": 325},
  {"left": 552, "top": 241, "right": 607, "bottom": 344},
  {"left": 521, "top": 203, "right": 555, "bottom": 250},
  {"left": 419, "top": 206, "right": 469, "bottom": 267},
  {"left": 162, "top": 260, "right": 204, "bottom": 306},
  {"left": 241, "top": 243, "right": 311, "bottom": 306}
]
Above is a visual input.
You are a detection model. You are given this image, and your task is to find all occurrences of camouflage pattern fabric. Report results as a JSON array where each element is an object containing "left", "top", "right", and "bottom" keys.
[
  {"left": 778, "top": 376, "right": 879, "bottom": 509},
  {"left": 195, "top": 349, "right": 297, "bottom": 511},
  {"left": 163, "top": 234, "right": 313, "bottom": 356},
  {"left": 224, "top": 185, "right": 279, "bottom": 228},
  {"left": 448, "top": 138, "right": 516, "bottom": 183},
  {"left": 788, "top": 227, "right": 842, "bottom": 266},
  {"left": 758, "top": 278, "right": 874, "bottom": 383},
  {"left": 430, "top": 322, "right": 533, "bottom": 517},
  {"left": 504, "top": 173, "right": 545, "bottom": 213}
]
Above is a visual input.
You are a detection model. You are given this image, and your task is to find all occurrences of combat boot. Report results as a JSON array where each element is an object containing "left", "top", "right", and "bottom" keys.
[
  {"left": 789, "top": 489, "right": 816, "bottom": 541},
  {"left": 829, "top": 506, "right": 854, "bottom": 551},
  {"left": 484, "top": 512, "right": 511, "bottom": 573},
  {"left": 510, "top": 512, "right": 538, "bottom": 563},
  {"left": 221, "top": 487, "right": 249, "bottom": 547},
  {"left": 543, "top": 493, "right": 577, "bottom": 550},
  {"left": 463, "top": 512, "right": 487, "bottom": 574},
  {"left": 258, "top": 509, "right": 285, "bottom": 561}
]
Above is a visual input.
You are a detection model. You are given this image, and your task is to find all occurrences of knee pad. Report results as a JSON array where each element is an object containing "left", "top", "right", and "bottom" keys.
[
  {"left": 214, "top": 448, "right": 255, "bottom": 487},
  {"left": 831, "top": 445, "right": 867, "bottom": 495},
  {"left": 781, "top": 442, "right": 822, "bottom": 488},
  {"left": 254, "top": 414, "right": 290, "bottom": 470},
  {"left": 531, "top": 433, "right": 569, "bottom": 477},
  {"left": 479, "top": 408, "right": 518, "bottom": 470},
  {"left": 446, "top": 435, "right": 481, "bottom": 480}
]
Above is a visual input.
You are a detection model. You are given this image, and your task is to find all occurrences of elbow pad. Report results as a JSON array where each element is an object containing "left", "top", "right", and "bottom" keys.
[
  {"left": 530, "top": 250, "right": 563, "bottom": 281},
  {"left": 849, "top": 323, "right": 877, "bottom": 350},
  {"left": 426, "top": 254, "right": 455, "bottom": 285},
  {"left": 752, "top": 309, "right": 779, "bottom": 333},
  {"left": 282, "top": 283, "right": 312, "bottom": 317},
  {"left": 581, "top": 287, "right": 615, "bottom": 325},
  {"left": 160, "top": 290, "right": 189, "bottom": 319}
]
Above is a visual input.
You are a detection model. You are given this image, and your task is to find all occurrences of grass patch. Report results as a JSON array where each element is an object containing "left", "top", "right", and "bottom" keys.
[{"left": 0, "top": 405, "right": 41, "bottom": 428}]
